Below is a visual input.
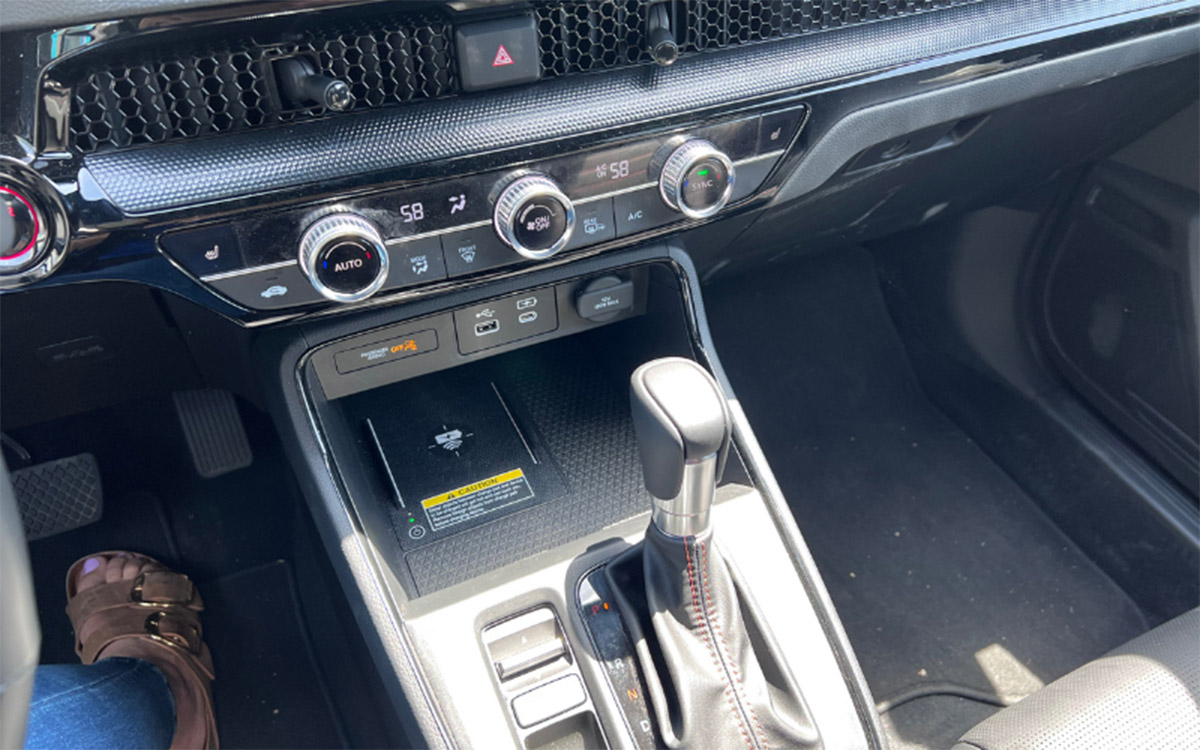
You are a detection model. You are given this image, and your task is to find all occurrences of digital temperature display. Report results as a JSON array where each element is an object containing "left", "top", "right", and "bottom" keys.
[{"left": 567, "top": 141, "right": 661, "bottom": 199}]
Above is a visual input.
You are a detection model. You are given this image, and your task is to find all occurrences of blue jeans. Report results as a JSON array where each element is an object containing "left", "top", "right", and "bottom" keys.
[{"left": 25, "top": 658, "right": 175, "bottom": 750}]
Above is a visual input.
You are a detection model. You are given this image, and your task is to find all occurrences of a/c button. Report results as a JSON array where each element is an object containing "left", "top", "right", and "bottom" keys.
[{"left": 613, "top": 187, "right": 678, "bottom": 237}]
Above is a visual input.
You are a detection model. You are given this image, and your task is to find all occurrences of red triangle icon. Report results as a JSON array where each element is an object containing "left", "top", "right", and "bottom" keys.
[{"left": 492, "top": 44, "right": 515, "bottom": 67}]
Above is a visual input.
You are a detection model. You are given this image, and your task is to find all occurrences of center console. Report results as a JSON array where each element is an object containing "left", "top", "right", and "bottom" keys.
[{"left": 266, "top": 244, "right": 882, "bottom": 749}]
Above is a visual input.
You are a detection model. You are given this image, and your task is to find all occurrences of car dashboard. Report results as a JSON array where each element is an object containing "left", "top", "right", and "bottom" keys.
[{"left": 2, "top": 1, "right": 1197, "bottom": 749}]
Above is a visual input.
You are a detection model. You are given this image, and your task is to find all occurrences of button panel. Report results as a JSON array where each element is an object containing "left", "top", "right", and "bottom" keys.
[
  {"left": 311, "top": 268, "right": 649, "bottom": 400},
  {"left": 176, "top": 104, "right": 806, "bottom": 311}
]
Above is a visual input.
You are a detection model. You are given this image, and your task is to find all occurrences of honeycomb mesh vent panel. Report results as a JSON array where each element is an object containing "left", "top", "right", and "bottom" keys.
[
  {"left": 64, "top": 0, "right": 982, "bottom": 154},
  {"left": 67, "top": 11, "right": 456, "bottom": 154},
  {"left": 534, "top": 0, "right": 981, "bottom": 77}
]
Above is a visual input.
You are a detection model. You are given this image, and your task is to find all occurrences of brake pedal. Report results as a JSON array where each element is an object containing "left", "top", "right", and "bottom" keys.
[
  {"left": 173, "top": 389, "right": 253, "bottom": 478},
  {"left": 13, "top": 453, "right": 103, "bottom": 541}
]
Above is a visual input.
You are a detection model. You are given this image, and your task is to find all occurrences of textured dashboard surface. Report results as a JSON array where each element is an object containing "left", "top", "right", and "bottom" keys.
[
  {"left": 85, "top": 0, "right": 1192, "bottom": 213},
  {"left": 60, "top": 1, "right": 977, "bottom": 155}
]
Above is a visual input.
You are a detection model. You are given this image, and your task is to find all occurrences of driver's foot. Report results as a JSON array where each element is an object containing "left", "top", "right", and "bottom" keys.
[{"left": 69, "top": 553, "right": 214, "bottom": 748}]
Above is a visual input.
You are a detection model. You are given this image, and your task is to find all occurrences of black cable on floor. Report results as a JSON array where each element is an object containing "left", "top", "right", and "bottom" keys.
[{"left": 876, "top": 682, "right": 1017, "bottom": 715}]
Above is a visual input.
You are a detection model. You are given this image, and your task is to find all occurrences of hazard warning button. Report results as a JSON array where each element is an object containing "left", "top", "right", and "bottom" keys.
[{"left": 455, "top": 16, "right": 540, "bottom": 92}]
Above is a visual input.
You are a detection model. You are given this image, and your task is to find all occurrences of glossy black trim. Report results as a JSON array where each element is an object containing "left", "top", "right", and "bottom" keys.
[{"left": 2, "top": 0, "right": 1195, "bottom": 329}]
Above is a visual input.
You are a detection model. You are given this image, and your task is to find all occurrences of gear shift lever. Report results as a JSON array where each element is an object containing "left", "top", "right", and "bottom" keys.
[
  {"left": 611, "top": 358, "right": 817, "bottom": 749},
  {"left": 629, "top": 357, "right": 731, "bottom": 537}
]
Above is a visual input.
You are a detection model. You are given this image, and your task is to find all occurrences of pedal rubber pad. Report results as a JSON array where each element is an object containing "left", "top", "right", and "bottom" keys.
[
  {"left": 13, "top": 453, "right": 103, "bottom": 541},
  {"left": 173, "top": 389, "right": 253, "bottom": 478}
]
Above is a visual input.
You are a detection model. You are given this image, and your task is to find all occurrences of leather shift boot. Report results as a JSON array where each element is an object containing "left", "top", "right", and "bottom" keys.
[{"left": 607, "top": 524, "right": 819, "bottom": 749}]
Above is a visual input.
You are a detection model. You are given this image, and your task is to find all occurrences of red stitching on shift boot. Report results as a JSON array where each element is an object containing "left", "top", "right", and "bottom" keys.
[
  {"left": 702, "top": 540, "right": 770, "bottom": 749},
  {"left": 686, "top": 535, "right": 754, "bottom": 750}
]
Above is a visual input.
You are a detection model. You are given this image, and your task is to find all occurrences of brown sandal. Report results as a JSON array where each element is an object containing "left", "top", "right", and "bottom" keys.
[{"left": 65, "top": 551, "right": 219, "bottom": 750}]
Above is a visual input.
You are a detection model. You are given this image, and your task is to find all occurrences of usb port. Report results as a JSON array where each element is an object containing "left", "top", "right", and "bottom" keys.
[
  {"left": 474, "top": 319, "right": 501, "bottom": 337},
  {"left": 516, "top": 296, "right": 538, "bottom": 310},
  {"left": 518, "top": 311, "right": 538, "bottom": 324}
]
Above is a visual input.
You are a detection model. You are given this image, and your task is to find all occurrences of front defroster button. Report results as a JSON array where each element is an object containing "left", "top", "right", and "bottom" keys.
[{"left": 442, "top": 225, "right": 514, "bottom": 277}]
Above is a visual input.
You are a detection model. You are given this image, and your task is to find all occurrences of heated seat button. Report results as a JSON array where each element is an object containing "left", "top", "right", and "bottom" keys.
[
  {"left": 758, "top": 109, "right": 805, "bottom": 153},
  {"left": 455, "top": 16, "right": 539, "bottom": 92},
  {"left": 160, "top": 224, "right": 245, "bottom": 277}
]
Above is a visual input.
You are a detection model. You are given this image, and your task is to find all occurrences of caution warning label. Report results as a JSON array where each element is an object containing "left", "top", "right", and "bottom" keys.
[{"left": 420, "top": 468, "right": 534, "bottom": 531}]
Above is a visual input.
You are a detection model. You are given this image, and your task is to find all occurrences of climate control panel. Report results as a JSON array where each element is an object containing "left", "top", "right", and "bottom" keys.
[{"left": 158, "top": 104, "right": 805, "bottom": 311}]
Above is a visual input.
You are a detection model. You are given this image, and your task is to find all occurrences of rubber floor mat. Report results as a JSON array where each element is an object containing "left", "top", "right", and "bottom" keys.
[
  {"left": 202, "top": 560, "right": 345, "bottom": 749},
  {"left": 705, "top": 247, "right": 1148, "bottom": 747},
  {"left": 29, "top": 520, "right": 344, "bottom": 749}
]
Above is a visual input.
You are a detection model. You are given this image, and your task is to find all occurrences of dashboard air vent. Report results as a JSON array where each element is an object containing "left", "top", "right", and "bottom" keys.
[
  {"left": 535, "top": 0, "right": 978, "bottom": 77},
  {"left": 59, "top": 0, "right": 981, "bottom": 155},
  {"left": 66, "top": 11, "right": 456, "bottom": 154}
]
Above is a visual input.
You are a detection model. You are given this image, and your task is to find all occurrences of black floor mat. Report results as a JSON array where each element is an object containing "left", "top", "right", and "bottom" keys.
[
  {"left": 18, "top": 395, "right": 354, "bottom": 750},
  {"left": 203, "top": 561, "right": 345, "bottom": 749},
  {"left": 705, "top": 248, "right": 1149, "bottom": 748}
]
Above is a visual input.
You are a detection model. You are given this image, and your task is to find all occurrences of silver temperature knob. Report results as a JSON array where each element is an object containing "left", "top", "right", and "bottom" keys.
[
  {"left": 657, "top": 139, "right": 736, "bottom": 219},
  {"left": 298, "top": 213, "right": 389, "bottom": 303},
  {"left": 493, "top": 174, "right": 575, "bottom": 260}
]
